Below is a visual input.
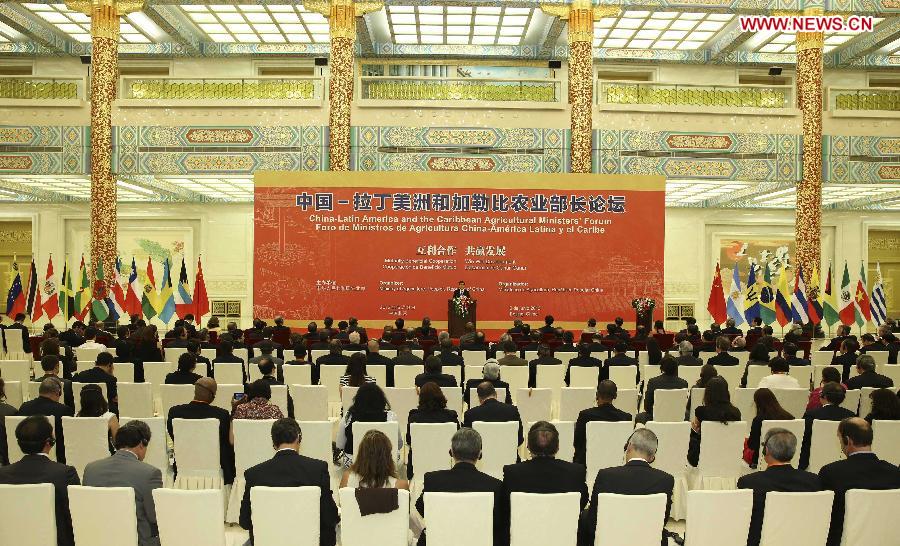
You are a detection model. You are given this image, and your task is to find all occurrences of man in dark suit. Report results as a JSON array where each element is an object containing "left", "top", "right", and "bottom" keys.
[
  {"left": 706, "top": 336, "right": 739, "bottom": 366},
  {"left": 846, "top": 354, "right": 894, "bottom": 390},
  {"left": 185, "top": 340, "right": 212, "bottom": 377},
  {"left": 554, "top": 331, "right": 578, "bottom": 354},
  {"left": 416, "top": 428, "right": 506, "bottom": 546},
  {"left": 722, "top": 318, "right": 743, "bottom": 336},
  {"left": 365, "top": 339, "right": 394, "bottom": 367},
  {"left": 601, "top": 342, "right": 638, "bottom": 383},
  {"left": 674, "top": 340, "right": 703, "bottom": 366},
  {"left": 573, "top": 380, "right": 632, "bottom": 464},
  {"left": 463, "top": 382, "right": 523, "bottom": 448},
  {"left": 342, "top": 331, "right": 365, "bottom": 352},
  {"left": 578, "top": 428, "right": 674, "bottom": 546},
  {"left": 59, "top": 321, "right": 86, "bottom": 348},
  {"left": 166, "top": 378, "right": 235, "bottom": 484},
  {"left": 435, "top": 337, "right": 464, "bottom": 367},
  {"left": 459, "top": 331, "right": 488, "bottom": 352},
  {"left": 463, "top": 360, "right": 512, "bottom": 407},
  {"left": 507, "top": 319, "right": 525, "bottom": 336},
  {"left": 528, "top": 344, "right": 562, "bottom": 387},
  {"left": 415, "top": 356, "right": 458, "bottom": 389},
  {"left": 165, "top": 326, "right": 190, "bottom": 349},
  {"left": 818, "top": 418, "right": 900, "bottom": 546},
  {"left": 33, "top": 354, "right": 74, "bottom": 409},
  {"left": 737, "top": 428, "right": 824, "bottom": 546},
  {"left": 0, "top": 415, "right": 79, "bottom": 546},
  {"left": 496, "top": 340, "right": 526, "bottom": 367},
  {"left": 378, "top": 326, "right": 398, "bottom": 349},
  {"left": 452, "top": 280, "right": 471, "bottom": 299},
  {"left": 71, "top": 351, "right": 118, "bottom": 413},
  {"left": 389, "top": 344, "right": 424, "bottom": 386},
  {"left": 316, "top": 339, "right": 351, "bottom": 383},
  {"left": 820, "top": 325, "right": 851, "bottom": 352},
  {"left": 799, "top": 382, "right": 856, "bottom": 469},
  {"left": 538, "top": 315, "right": 556, "bottom": 336},
  {"left": 564, "top": 343, "right": 603, "bottom": 385},
  {"left": 503, "top": 421, "right": 588, "bottom": 509},
  {"left": 240, "top": 419, "right": 338, "bottom": 545},
  {"left": 415, "top": 317, "right": 437, "bottom": 339},
  {"left": 746, "top": 317, "right": 763, "bottom": 337},
  {"left": 858, "top": 333, "right": 887, "bottom": 354},
  {"left": 832, "top": 338, "right": 860, "bottom": 382},
  {"left": 5, "top": 312, "right": 31, "bottom": 353},
  {"left": 309, "top": 331, "right": 331, "bottom": 351},
  {"left": 637, "top": 355, "right": 687, "bottom": 424},
  {"left": 252, "top": 328, "right": 284, "bottom": 360},
  {"left": 16, "top": 377, "right": 74, "bottom": 462},
  {"left": 782, "top": 341, "right": 810, "bottom": 367}
]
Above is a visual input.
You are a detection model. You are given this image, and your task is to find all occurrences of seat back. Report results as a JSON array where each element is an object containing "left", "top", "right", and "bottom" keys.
[
  {"left": 872, "top": 420, "right": 900, "bottom": 465},
  {"left": 352, "top": 421, "right": 400, "bottom": 461},
  {"left": 424, "top": 492, "right": 493, "bottom": 546},
  {"left": 515, "top": 388, "right": 552, "bottom": 423},
  {"left": 340, "top": 386, "right": 359, "bottom": 415},
  {"left": 318, "top": 365, "right": 345, "bottom": 403},
  {"left": 172, "top": 418, "right": 222, "bottom": 476},
  {"left": 689, "top": 388, "right": 705, "bottom": 420},
  {"left": 536, "top": 364, "right": 566, "bottom": 401},
  {"left": 713, "top": 366, "right": 742, "bottom": 389},
  {"left": 759, "top": 491, "right": 834, "bottom": 546},
  {"left": 510, "top": 492, "right": 580, "bottom": 546},
  {"left": 472, "top": 421, "right": 519, "bottom": 479},
  {"left": 523, "top": 351, "right": 538, "bottom": 362},
  {"left": 757, "top": 419, "right": 806, "bottom": 470},
  {"left": 841, "top": 488, "right": 900, "bottom": 546},
  {"left": 746, "top": 365, "right": 770, "bottom": 388},
  {"left": 865, "top": 351, "right": 889, "bottom": 366},
  {"left": 250, "top": 486, "right": 321, "bottom": 546},
  {"left": 61, "top": 416, "right": 111, "bottom": 477},
  {"left": 879, "top": 364, "right": 900, "bottom": 386},
  {"left": 787, "top": 366, "right": 813, "bottom": 389},
  {"left": 164, "top": 347, "right": 189, "bottom": 365},
  {"left": 270, "top": 385, "right": 289, "bottom": 417},
  {"left": 771, "top": 388, "right": 810, "bottom": 418},
  {"left": 211, "top": 384, "right": 243, "bottom": 412},
  {"left": 384, "top": 387, "right": 417, "bottom": 434},
  {"left": 367, "top": 364, "right": 387, "bottom": 386},
  {"left": 616, "top": 389, "right": 639, "bottom": 418},
  {"left": 586, "top": 421, "right": 634, "bottom": 482},
  {"left": 309, "top": 350, "right": 328, "bottom": 363},
  {"left": 160, "top": 384, "right": 195, "bottom": 422},
  {"left": 110, "top": 362, "right": 135, "bottom": 383},
  {"left": 811, "top": 352, "right": 834, "bottom": 367},
  {"left": 120, "top": 416, "right": 169, "bottom": 479},
  {"left": 410, "top": 423, "right": 457, "bottom": 481},
  {"left": 645, "top": 421, "right": 691, "bottom": 478},
  {"left": 807, "top": 419, "right": 843, "bottom": 473},
  {"left": 500, "top": 366, "right": 529, "bottom": 404},
  {"left": 297, "top": 421, "right": 332, "bottom": 464},
  {"left": 233, "top": 349, "right": 249, "bottom": 366},
  {"left": 2, "top": 380, "right": 22, "bottom": 409},
  {"left": 0, "top": 484, "right": 56, "bottom": 546},
  {"left": 642, "top": 365, "right": 661, "bottom": 385},
  {"left": 462, "top": 350, "right": 487, "bottom": 367},
  {"left": 233, "top": 419, "right": 277, "bottom": 478},
  {"left": 697, "top": 421, "right": 747, "bottom": 478},
  {"left": 838, "top": 388, "right": 862, "bottom": 414},
  {"left": 569, "top": 366, "right": 600, "bottom": 388},
  {"left": 1, "top": 330, "right": 26, "bottom": 354},
  {"left": 379, "top": 350, "right": 397, "bottom": 359},
  {"left": 678, "top": 365, "right": 702, "bottom": 387},
  {"left": 282, "top": 364, "right": 312, "bottom": 386},
  {"left": 857, "top": 387, "right": 880, "bottom": 418},
  {"left": 75, "top": 348, "right": 108, "bottom": 364},
  {"left": 607, "top": 366, "right": 637, "bottom": 389},
  {"left": 71, "top": 382, "right": 108, "bottom": 415},
  {"left": 214, "top": 363, "right": 244, "bottom": 385},
  {"left": 201, "top": 348, "right": 217, "bottom": 362},
  {"left": 117, "top": 382, "right": 153, "bottom": 418},
  {"left": 339, "top": 487, "right": 409, "bottom": 546},
  {"left": 291, "top": 385, "right": 328, "bottom": 421},
  {"left": 444, "top": 387, "right": 463, "bottom": 415},
  {"left": 732, "top": 389, "right": 756, "bottom": 432},
  {"left": 559, "top": 388, "right": 596, "bottom": 422},
  {"left": 733, "top": 352, "right": 750, "bottom": 367},
  {"left": 153, "top": 489, "right": 225, "bottom": 546},
  {"left": 75, "top": 360, "right": 96, "bottom": 375},
  {"left": 465, "top": 365, "right": 484, "bottom": 385},
  {"left": 653, "top": 389, "right": 689, "bottom": 422},
  {"left": 685, "top": 490, "right": 752, "bottom": 546},
  {"left": 0, "top": 360, "right": 31, "bottom": 396},
  {"left": 594, "top": 493, "right": 667, "bottom": 546},
  {"left": 68, "top": 486, "right": 139, "bottom": 546},
  {"left": 554, "top": 420, "right": 576, "bottom": 462},
  {"left": 393, "top": 365, "right": 424, "bottom": 388},
  {"left": 142, "top": 361, "right": 172, "bottom": 400}
]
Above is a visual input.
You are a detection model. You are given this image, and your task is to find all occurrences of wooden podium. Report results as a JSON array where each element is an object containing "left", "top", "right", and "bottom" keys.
[{"left": 448, "top": 299, "right": 476, "bottom": 338}]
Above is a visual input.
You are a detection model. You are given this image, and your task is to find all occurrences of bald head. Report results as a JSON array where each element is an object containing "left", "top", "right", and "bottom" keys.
[
  {"left": 367, "top": 339, "right": 379, "bottom": 353},
  {"left": 194, "top": 377, "right": 217, "bottom": 402}
]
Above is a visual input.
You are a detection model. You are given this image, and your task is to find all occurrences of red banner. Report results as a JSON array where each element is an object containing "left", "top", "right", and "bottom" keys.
[{"left": 253, "top": 171, "right": 665, "bottom": 330}]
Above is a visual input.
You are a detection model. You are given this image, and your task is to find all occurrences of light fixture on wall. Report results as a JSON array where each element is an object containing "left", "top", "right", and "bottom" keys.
[{"left": 768, "top": 66, "right": 782, "bottom": 77}]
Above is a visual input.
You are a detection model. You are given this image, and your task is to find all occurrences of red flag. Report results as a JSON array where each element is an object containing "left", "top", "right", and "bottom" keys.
[
  {"left": 41, "top": 255, "right": 59, "bottom": 319},
  {"left": 25, "top": 258, "right": 42, "bottom": 322},
  {"left": 707, "top": 262, "right": 727, "bottom": 324},
  {"left": 192, "top": 256, "right": 209, "bottom": 319},
  {"left": 146, "top": 257, "right": 155, "bottom": 287},
  {"left": 5, "top": 262, "right": 26, "bottom": 319}
]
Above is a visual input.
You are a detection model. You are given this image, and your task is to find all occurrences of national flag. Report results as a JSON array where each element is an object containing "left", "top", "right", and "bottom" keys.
[
  {"left": 72, "top": 255, "right": 92, "bottom": 321},
  {"left": 791, "top": 267, "right": 810, "bottom": 324},
  {"left": 759, "top": 261, "right": 776, "bottom": 325},
  {"left": 823, "top": 262, "right": 840, "bottom": 327},
  {"left": 871, "top": 263, "right": 887, "bottom": 327},
  {"left": 838, "top": 261, "right": 855, "bottom": 326},
  {"left": 109, "top": 257, "right": 127, "bottom": 320},
  {"left": 174, "top": 257, "right": 193, "bottom": 319},
  {"left": 775, "top": 265, "right": 792, "bottom": 327},
  {"left": 41, "top": 255, "right": 59, "bottom": 320},
  {"left": 141, "top": 257, "right": 157, "bottom": 320},
  {"left": 192, "top": 256, "right": 209, "bottom": 319},
  {"left": 808, "top": 266, "right": 824, "bottom": 325},
  {"left": 90, "top": 259, "right": 110, "bottom": 321},
  {"left": 58, "top": 257, "right": 75, "bottom": 322},
  {"left": 726, "top": 264, "right": 745, "bottom": 325},
  {"left": 743, "top": 263, "right": 761, "bottom": 324},
  {"left": 24, "top": 258, "right": 42, "bottom": 322},
  {"left": 157, "top": 258, "right": 176, "bottom": 324},
  {"left": 707, "top": 262, "right": 727, "bottom": 324},
  {"left": 5, "top": 261, "right": 25, "bottom": 319},
  {"left": 854, "top": 262, "right": 871, "bottom": 328},
  {"left": 124, "top": 257, "right": 142, "bottom": 317}
]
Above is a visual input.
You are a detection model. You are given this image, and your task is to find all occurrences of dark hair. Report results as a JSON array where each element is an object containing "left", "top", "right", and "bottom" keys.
[
  {"left": 527, "top": 421, "right": 559, "bottom": 457},
  {"left": 821, "top": 382, "right": 846, "bottom": 404},
  {"left": 177, "top": 353, "right": 197, "bottom": 373},
  {"left": 258, "top": 341, "right": 275, "bottom": 355},
  {"left": 15, "top": 415, "right": 53, "bottom": 454},
  {"left": 116, "top": 325, "right": 129, "bottom": 339},
  {"left": 77, "top": 384, "right": 109, "bottom": 417},
  {"left": 96, "top": 352, "right": 114, "bottom": 367},
  {"left": 696, "top": 364, "right": 719, "bottom": 388},
  {"left": 716, "top": 336, "right": 730, "bottom": 352},
  {"left": 40, "top": 338, "right": 60, "bottom": 357},
  {"left": 614, "top": 342, "right": 628, "bottom": 354},
  {"left": 577, "top": 343, "right": 591, "bottom": 358},
  {"left": 424, "top": 355, "right": 442, "bottom": 374},
  {"left": 186, "top": 340, "right": 200, "bottom": 354},
  {"left": 562, "top": 331, "right": 574, "bottom": 344},
  {"left": 868, "top": 389, "right": 900, "bottom": 420},
  {"left": 749, "top": 343, "right": 771, "bottom": 363},
  {"left": 838, "top": 418, "right": 873, "bottom": 447},
  {"left": 40, "top": 354, "right": 60, "bottom": 373},
  {"left": 476, "top": 381, "right": 496, "bottom": 401},
  {"left": 418, "top": 382, "right": 448, "bottom": 412},
  {"left": 115, "top": 420, "right": 151, "bottom": 449},
  {"left": 820, "top": 366, "right": 841, "bottom": 384},
  {"left": 292, "top": 346, "right": 307, "bottom": 359},
  {"left": 350, "top": 430, "right": 396, "bottom": 488},
  {"left": 653, "top": 320, "right": 664, "bottom": 330},
  {"left": 85, "top": 327, "right": 98, "bottom": 339},
  {"left": 0, "top": 378, "right": 6, "bottom": 401},
  {"left": 248, "top": 379, "right": 272, "bottom": 400},
  {"left": 345, "top": 353, "right": 369, "bottom": 387},
  {"left": 258, "top": 357, "right": 275, "bottom": 377},
  {"left": 219, "top": 339, "right": 234, "bottom": 355},
  {"left": 842, "top": 339, "right": 859, "bottom": 354},
  {"left": 701, "top": 377, "right": 740, "bottom": 423},
  {"left": 544, "top": 315, "right": 554, "bottom": 325},
  {"left": 596, "top": 380, "right": 617, "bottom": 401},
  {"left": 659, "top": 355, "right": 678, "bottom": 376},
  {"left": 348, "top": 383, "right": 390, "bottom": 421},
  {"left": 754, "top": 388, "right": 793, "bottom": 420},
  {"left": 768, "top": 356, "right": 790, "bottom": 374},
  {"left": 782, "top": 342, "right": 798, "bottom": 357},
  {"left": 337, "top": 320, "right": 348, "bottom": 330},
  {"left": 587, "top": 318, "right": 596, "bottom": 327},
  {"left": 645, "top": 338, "right": 662, "bottom": 365},
  {"left": 271, "top": 418, "right": 301, "bottom": 446}
]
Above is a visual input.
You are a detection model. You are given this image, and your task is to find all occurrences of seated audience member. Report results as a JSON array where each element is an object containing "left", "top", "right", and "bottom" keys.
[
  {"left": 211, "top": 339, "right": 247, "bottom": 384},
  {"left": 463, "top": 359, "right": 512, "bottom": 406},
  {"left": 722, "top": 318, "right": 743, "bottom": 336},
  {"left": 340, "top": 352, "right": 376, "bottom": 388},
  {"left": 846, "top": 354, "right": 894, "bottom": 390},
  {"left": 415, "top": 356, "right": 457, "bottom": 389},
  {"left": 757, "top": 357, "right": 801, "bottom": 389},
  {"left": 33, "top": 354, "right": 74, "bottom": 408},
  {"left": 406, "top": 382, "right": 459, "bottom": 480},
  {"left": 863, "top": 388, "right": 900, "bottom": 423},
  {"left": 83, "top": 420, "right": 163, "bottom": 546},
  {"left": 463, "top": 382, "right": 523, "bottom": 448},
  {"left": 71, "top": 351, "right": 119, "bottom": 413},
  {"left": 340, "top": 429, "right": 409, "bottom": 490},
  {"left": 77, "top": 384, "right": 119, "bottom": 447},
  {"left": 366, "top": 338, "right": 395, "bottom": 365},
  {"left": 458, "top": 323, "right": 477, "bottom": 346},
  {"left": 702, "top": 323, "right": 721, "bottom": 343},
  {"left": 343, "top": 331, "right": 365, "bottom": 352},
  {"left": 435, "top": 336, "right": 464, "bottom": 367},
  {"left": 675, "top": 341, "right": 702, "bottom": 367},
  {"left": 0, "top": 415, "right": 80, "bottom": 546},
  {"left": 166, "top": 378, "right": 235, "bottom": 484},
  {"left": 644, "top": 338, "right": 663, "bottom": 365},
  {"left": 745, "top": 388, "right": 794, "bottom": 467},
  {"left": 638, "top": 355, "right": 688, "bottom": 423},
  {"left": 799, "top": 382, "right": 855, "bottom": 470},
  {"left": 389, "top": 344, "right": 423, "bottom": 386},
  {"left": 555, "top": 331, "right": 578, "bottom": 354},
  {"left": 335, "top": 383, "right": 401, "bottom": 465},
  {"left": 16, "top": 377, "right": 74, "bottom": 463},
  {"left": 78, "top": 327, "right": 107, "bottom": 351},
  {"left": 738, "top": 428, "right": 823, "bottom": 546},
  {"left": 249, "top": 340, "right": 283, "bottom": 367},
  {"left": 858, "top": 332, "right": 887, "bottom": 354},
  {"left": 574, "top": 380, "right": 632, "bottom": 464},
  {"left": 688, "top": 377, "right": 741, "bottom": 467},
  {"left": 652, "top": 320, "right": 667, "bottom": 335},
  {"left": 164, "top": 326, "right": 189, "bottom": 347},
  {"left": 807, "top": 366, "right": 845, "bottom": 410},
  {"left": 578, "top": 428, "right": 674, "bottom": 546},
  {"left": 706, "top": 336, "right": 739, "bottom": 366},
  {"left": 820, "top": 324, "right": 851, "bottom": 352},
  {"left": 527, "top": 344, "right": 562, "bottom": 387},
  {"left": 239, "top": 419, "right": 339, "bottom": 546},
  {"left": 818, "top": 418, "right": 900, "bottom": 546},
  {"left": 537, "top": 315, "right": 556, "bottom": 336},
  {"left": 694, "top": 364, "right": 718, "bottom": 388},
  {"left": 460, "top": 331, "right": 489, "bottom": 352},
  {"left": 497, "top": 340, "right": 527, "bottom": 367},
  {"left": 232, "top": 380, "right": 284, "bottom": 422},
  {"left": 503, "top": 421, "right": 588, "bottom": 509},
  {"left": 185, "top": 341, "right": 211, "bottom": 376},
  {"left": 832, "top": 338, "right": 859, "bottom": 382},
  {"left": 165, "top": 353, "right": 203, "bottom": 385},
  {"left": 741, "top": 344, "right": 773, "bottom": 387},
  {"left": 731, "top": 336, "right": 747, "bottom": 352},
  {"left": 783, "top": 323, "right": 803, "bottom": 343},
  {"left": 602, "top": 342, "right": 638, "bottom": 375},
  {"left": 564, "top": 343, "right": 603, "bottom": 385},
  {"left": 782, "top": 342, "right": 810, "bottom": 366}
]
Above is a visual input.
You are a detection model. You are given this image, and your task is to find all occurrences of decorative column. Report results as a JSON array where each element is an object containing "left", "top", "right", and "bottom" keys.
[
  {"left": 542, "top": 1, "right": 618, "bottom": 173},
  {"left": 795, "top": 7, "right": 824, "bottom": 281},
  {"left": 305, "top": 0, "right": 383, "bottom": 171}
]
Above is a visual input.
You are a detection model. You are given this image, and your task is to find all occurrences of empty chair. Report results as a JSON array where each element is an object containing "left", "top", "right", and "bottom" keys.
[
  {"left": 61, "top": 416, "right": 111, "bottom": 478},
  {"left": 142, "top": 362, "right": 172, "bottom": 400},
  {"left": 788, "top": 366, "right": 813, "bottom": 389},
  {"left": 297, "top": 421, "right": 333, "bottom": 464},
  {"left": 838, "top": 389, "right": 862, "bottom": 414},
  {"left": 586, "top": 421, "right": 634, "bottom": 484},
  {"left": 516, "top": 388, "right": 552, "bottom": 423},
  {"left": 692, "top": 421, "right": 747, "bottom": 490},
  {"left": 367, "top": 364, "right": 387, "bottom": 386},
  {"left": 74, "top": 348, "right": 105, "bottom": 365},
  {"left": 685, "top": 489, "right": 753, "bottom": 546},
  {"left": 410, "top": 423, "right": 457, "bottom": 482},
  {"left": 569, "top": 366, "right": 600, "bottom": 388},
  {"left": 0, "top": 483, "right": 57, "bottom": 546},
  {"left": 111, "top": 362, "right": 135, "bottom": 383},
  {"left": 714, "top": 366, "right": 742, "bottom": 389},
  {"left": 807, "top": 420, "right": 843, "bottom": 473},
  {"left": 678, "top": 365, "right": 702, "bottom": 387},
  {"left": 75, "top": 361, "right": 96, "bottom": 374},
  {"left": 153, "top": 489, "right": 225, "bottom": 546},
  {"left": 444, "top": 388, "right": 463, "bottom": 415},
  {"left": 872, "top": 420, "right": 900, "bottom": 465},
  {"left": 473, "top": 421, "right": 519, "bottom": 479},
  {"left": 270, "top": 385, "right": 289, "bottom": 417},
  {"left": 2, "top": 380, "right": 23, "bottom": 409},
  {"left": 201, "top": 348, "right": 217, "bottom": 362},
  {"left": 250, "top": 486, "right": 321, "bottom": 546},
  {"left": 559, "top": 388, "right": 596, "bottom": 422},
  {"left": 653, "top": 389, "right": 689, "bottom": 422},
  {"left": 424, "top": 491, "right": 493, "bottom": 546},
  {"left": 291, "top": 385, "right": 328, "bottom": 421},
  {"left": 70, "top": 382, "right": 108, "bottom": 416},
  {"left": 384, "top": 387, "right": 418, "bottom": 435},
  {"left": 645, "top": 421, "right": 691, "bottom": 520},
  {"left": 554, "top": 420, "right": 575, "bottom": 462},
  {"left": 393, "top": 365, "right": 423, "bottom": 388},
  {"left": 351, "top": 421, "right": 400, "bottom": 461},
  {"left": 68, "top": 485, "right": 139, "bottom": 546},
  {"left": 757, "top": 420, "right": 806, "bottom": 470},
  {"left": 1, "top": 333, "right": 29, "bottom": 360},
  {"left": 758, "top": 490, "right": 835, "bottom": 546},
  {"left": 462, "top": 351, "right": 487, "bottom": 367},
  {"left": 159, "top": 384, "right": 194, "bottom": 422},
  {"left": 117, "top": 382, "right": 153, "bottom": 418},
  {"left": 213, "top": 363, "right": 244, "bottom": 385},
  {"left": 840, "top": 488, "right": 900, "bottom": 546},
  {"left": 510, "top": 492, "right": 580, "bottom": 546},
  {"left": 227, "top": 419, "right": 277, "bottom": 523},
  {"left": 500, "top": 367, "right": 529, "bottom": 404},
  {"left": 339, "top": 487, "right": 410, "bottom": 546},
  {"left": 594, "top": 493, "right": 667, "bottom": 546},
  {"left": 211, "top": 384, "right": 243, "bottom": 412},
  {"left": 340, "top": 386, "right": 358, "bottom": 415},
  {"left": 282, "top": 364, "right": 312, "bottom": 386},
  {"left": 607, "top": 365, "right": 637, "bottom": 389},
  {"left": 811, "top": 352, "right": 834, "bottom": 367},
  {"left": 0, "top": 360, "right": 30, "bottom": 394},
  {"left": 616, "top": 389, "right": 639, "bottom": 417},
  {"left": 771, "top": 389, "right": 810, "bottom": 418},
  {"left": 865, "top": 351, "right": 889, "bottom": 366},
  {"left": 318, "top": 365, "right": 345, "bottom": 406},
  {"left": 171, "top": 418, "right": 223, "bottom": 489}
]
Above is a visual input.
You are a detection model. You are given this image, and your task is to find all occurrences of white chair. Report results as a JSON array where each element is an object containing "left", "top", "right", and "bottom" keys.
[
  {"left": 685, "top": 489, "right": 753, "bottom": 546},
  {"left": 384, "top": 387, "right": 417, "bottom": 435},
  {"left": 617, "top": 389, "right": 639, "bottom": 418},
  {"left": 117, "top": 382, "right": 153, "bottom": 418},
  {"left": 291, "top": 385, "right": 328, "bottom": 421},
  {"left": 732, "top": 389, "right": 756, "bottom": 432},
  {"left": 872, "top": 420, "right": 900, "bottom": 465},
  {"left": 678, "top": 365, "right": 702, "bottom": 386},
  {"left": 159, "top": 384, "right": 195, "bottom": 422},
  {"left": 5, "top": 415, "right": 55, "bottom": 464},
  {"left": 637, "top": 352, "right": 649, "bottom": 366},
  {"left": 865, "top": 351, "right": 889, "bottom": 366},
  {"left": 839, "top": 389, "right": 862, "bottom": 414},
  {"left": 462, "top": 350, "right": 487, "bottom": 367},
  {"left": 309, "top": 350, "right": 328, "bottom": 363},
  {"left": 233, "top": 348, "right": 249, "bottom": 366},
  {"left": 121, "top": 416, "right": 172, "bottom": 487},
  {"left": 142, "top": 361, "right": 172, "bottom": 401},
  {"left": 0, "top": 484, "right": 56, "bottom": 546},
  {"left": 734, "top": 352, "right": 750, "bottom": 367},
  {"left": 811, "top": 352, "right": 834, "bottom": 367},
  {"left": 594, "top": 493, "right": 667, "bottom": 546},
  {"left": 0, "top": 360, "right": 30, "bottom": 398},
  {"left": 282, "top": 364, "right": 312, "bottom": 386},
  {"left": 536, "top": 364, "right": 566, "bottom": 407},
  {"left": 318, "top": 365, "right": 345, "bottom": 408},
  {"left": 379, "top": 350, "right": 397, "bottom": 359},
  {"left": 2, "top": 332, "right": 29, "bottom": 360},
  {"left": 559, "top": 388, "right": 596, "bottom": 422},
  {"left": 523, "top": 351, "right": 538, "bottom": 362},
  {"left": 270, "top": 385, "right": 289, "bottom": 417},
  {"left": 424, "top": 492, "right": 493, "bottom": 546},
  {"left": 153, "top": 489, "right": 225, "bottom": 546},
  {"left": 367, "top": 364, "right": 387, "bottom": 386},
  {"left": 841, "top": 488, "right": 900, "bottom": 546},
  {"left": 111, "top": 362, "right": 135, "bottom": 383},
  {"left": 410, "top": 423, "right": 457, "bottom": 482},
  {"left": 297, "top": 421, "right": 333, "bottom": 464},
  {"left": 807, "top": 419, "right": 843, "bottom": 473},
  {"left": 469, "top": 388, "right": 507, "bottom": 410},
  {"left": 500, "top": 366, "right": 529, "bottom": 404},
  {"left": 788, "top": 365, "right": 813, "bottom": 389},
  {"left": 213, "top": 362, "right": 244, "bottom": 385},
  {"left": 164, "top": 347, "right": 189, "bottom": 365},
  {"left": 713, "top": 365, "right": 742, "bottom": 390},
  {"left": 341, "top": 386, "right": 358, "bottom": 415},
  {"left": 879, "top": 365, "right": 900, "bottom": 386},
  {"left": 473, "top": 421, "right": 519, "bottom": 479},
  {"left": 201, "top": 348, "right": 217, "bottom": 362},
  {"left": 444, "top": 388, "right": 463, "bottom": 415},
  {"left": 2, "top": 380, "right": 22, "bottom": 409},
  {"left": 393, "top": 365, "right": 423, "bottom": 388},
  {"left": 68, "top": 485, "right": 138, "bottom": 546},
  {"left": 250, "top": 486, "right": 321, "bottom": 546},
  {"left": 691, "top": 421, "right": 747, "bottom": 490},
  {"left": 586, "top": 421, "right": 634, "bottom": 484},
  {"left": 771, "top": 388, "right": 812, "bottom": 418},
  {"left": 74, "top": 348, "right": 107, "bottom": 365},
  {"left": 71, "top": 382, "right": 107, "bottom": 415},
  {"left": 510, "top": 492, "right": 580, "bottom": 546},
  {"left": 645, "top": 421, "right": 691, "bottom": 520},
  {"left": 642, "top": 365, "right": 661, "bottom": 386},
  {"left": 211, "top": 384, "right": 243, "bottom": 412},
  {"left": 607, "top": 365, "right": 637, "bottom": 389},
  {"left": 856, "top": 387, "right": 880, "bottom": 418},
  {"left": 689, "top": 388, "right": 705, "bottom": 421},
  {"left": 172, "top": 418, "right": 223, "bottom": 490},
  {"left": 25, "top": 380, "right": 40, "bottom": 401},
  {"left": 746, "top": 365, "right": 770, "bottom": 388},
  {"left": 227, "top": 419, "right": 277, "bottom": 523},
  {"left": 352, "top": 421, "right": 400, "bottom": 461},
  {"left": 569, "top": 366, "right": 600, "bottom": 388},
  {"left": 61, "top": 416, "right": 111, "bottom": 478},
  {"left": 653, "top": 389, "right": 689, "bottom": 422},
  {"left": 553, "top": 420, "right": 575, "bottom": 462},
  {"left": 759, "top": 491, "right": 834, "bottom": 546},
  {"left": 757, "top": 419, "right": 806, "bottom": 470},
  {"left": 411, "top": 349, "right": 425, "bottom": 360},
  {"left": 339, "top": 487, "right": 409, "bottom": 546},
  {"left": 515, "top": 388, "right": 552, "bottom": 423},
  {"left": 465, "top": 365, "right": 484, "bottom": 385}
]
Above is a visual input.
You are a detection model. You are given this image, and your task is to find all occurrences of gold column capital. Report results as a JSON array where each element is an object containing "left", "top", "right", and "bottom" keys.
[
  {"left": 65, "top": 0, "right": 145, "bottom": 39},
  {"left": 304, "top": 0, "right": 384, "bottom": 39},
  {"left": 541, "top": 2, "right": 619, "bottom": 44}
]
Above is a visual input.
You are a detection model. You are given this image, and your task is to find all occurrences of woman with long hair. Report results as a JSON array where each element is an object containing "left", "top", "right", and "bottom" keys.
[
  {"left": 694, "top": 364, "right": 719, "bottom": 388},
  {"left": 340, "top": 352, "right": 376, "bottom": 388},
  {"left": 340, "top": 429, "right": 409, "bottom": 490},
  {"left": 645, "top": 337, "right": 663, "bottom": 366},
  {"left": 688, "top": 376, "right": 741, "bottom": 466},
  {"left": 77, "top": 384, "right": 119, "bottom": 446},
  {"left": 405, "top": 382, "right": 459, "bottom": 479},
  {"left": 335, "top": 383, "right": 402, "bottom": 465},
  {"left": 745, "top": 388, "right": 794, "bottom": 466},
  {"left": 740, "top": 343, "right": 773, "bottom": 387},
  {"left": 864, "top": 388, "right": 900, "bottom": 423}
]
